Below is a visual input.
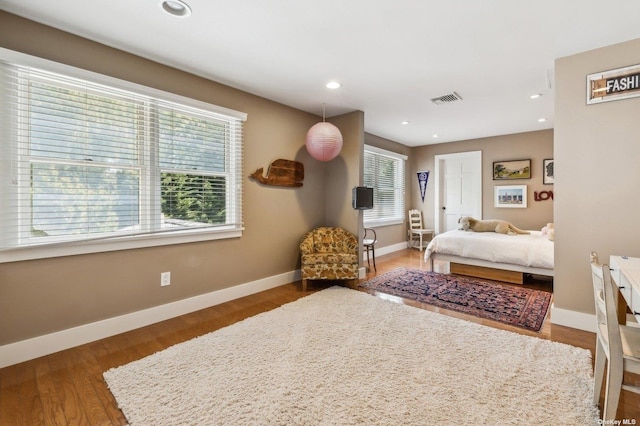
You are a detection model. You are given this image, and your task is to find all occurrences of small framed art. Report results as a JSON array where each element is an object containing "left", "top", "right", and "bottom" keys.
[
  {"left": 492, "top": 159, "right": 531, "bottom": 180},
  {"left": 494, "top": 185, "right": 527, "bottom": 208},
  {"left": 543, "top": 159, "right": 554, "bottom": 185}
]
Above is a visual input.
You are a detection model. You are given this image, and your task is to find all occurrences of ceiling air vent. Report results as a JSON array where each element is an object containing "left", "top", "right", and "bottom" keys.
[{"left": 430, "top": 92, "right": 463, "bottom": 105}]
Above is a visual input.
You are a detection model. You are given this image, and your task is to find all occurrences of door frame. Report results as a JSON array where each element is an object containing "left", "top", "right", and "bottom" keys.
[{"left": 434, "top": 150, "right": 482, "bottom": 234}]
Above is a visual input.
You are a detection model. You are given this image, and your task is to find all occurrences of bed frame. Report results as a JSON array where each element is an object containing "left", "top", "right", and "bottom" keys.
[{"left": 430, "top": 253, "right": 554, "bottom": 285}]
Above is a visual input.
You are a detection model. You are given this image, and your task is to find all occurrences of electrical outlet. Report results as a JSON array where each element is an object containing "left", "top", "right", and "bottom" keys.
[{"left": 161, "top": 271, "right": 171, "bottom": 286}]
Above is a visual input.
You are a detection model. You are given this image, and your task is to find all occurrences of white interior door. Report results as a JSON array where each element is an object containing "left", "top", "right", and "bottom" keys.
[{"left": 434, "top": 151, "right": 482, "bottom": 234}]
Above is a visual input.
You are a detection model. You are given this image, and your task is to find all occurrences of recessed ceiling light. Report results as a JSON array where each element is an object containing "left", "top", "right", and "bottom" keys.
[
  {"left": 401, "top": 121, "right": 409, "bottom": 125},
  {"left": 432, "top": 134, "right": 439, "bottom": 138},
  {"left": 530, "top": 94, "right": 542, "bottom": 99},
  {"left": 325, "top": 81, "right": 341, "bottom": 89},
  {"left": 161, "top": 0, "right": 191, "bottom": 17},
  {"left": 538, "top": 118, "right": 547, "bottom": 123}
]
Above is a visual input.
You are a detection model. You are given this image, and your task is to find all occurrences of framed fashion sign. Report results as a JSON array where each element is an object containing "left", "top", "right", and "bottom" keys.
[{"left": 587, "top": 63, "right": 640, "bottom": 105}]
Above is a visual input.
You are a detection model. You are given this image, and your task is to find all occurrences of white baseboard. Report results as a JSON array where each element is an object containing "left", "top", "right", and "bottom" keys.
[
  {"left": 0, "top": 269, "right": 301, "bottom": 369},
  {"left": 359, "top": 267, "right": 367, "bottom": 279},
  {"left": 362, "top": 241, "right": 408, "bottom": 262},
  {"left": 550, "top": 304, "right": 596, "bottom": 333}
]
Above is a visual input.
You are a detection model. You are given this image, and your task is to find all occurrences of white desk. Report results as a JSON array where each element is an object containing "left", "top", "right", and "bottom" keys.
[{"left": 610, "top": 256, "right": 640, "bottom": 324}]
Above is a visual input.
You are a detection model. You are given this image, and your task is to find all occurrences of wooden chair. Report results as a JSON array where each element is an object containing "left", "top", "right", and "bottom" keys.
[
  {"left": 590, "top": 251, "right": 640, "bottom": 421},
  {"left": 407, "top": 209, "right": 433, "bottom": 251},
  {"left": 299, "top": 227, "right": 359, "bottom": 292},
  {"left": 363, "top": 228, "right": 377, "bottom": 272}
]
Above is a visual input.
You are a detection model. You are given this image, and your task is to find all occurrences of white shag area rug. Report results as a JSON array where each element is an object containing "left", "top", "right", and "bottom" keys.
[{"left": 103, "top": 287, "right": 599, "bottom": 425}]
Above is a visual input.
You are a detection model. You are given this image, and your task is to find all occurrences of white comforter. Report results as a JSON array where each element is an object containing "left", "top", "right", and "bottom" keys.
[{"left": 424, "top": 229, "right": 554, "bottom": 270}]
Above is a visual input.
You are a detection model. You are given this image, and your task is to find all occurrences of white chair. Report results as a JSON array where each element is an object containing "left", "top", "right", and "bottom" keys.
[
  {"left": 407, "top": 209, "right": 433, "bottom": 251},
  {"left": 590, "top": 251, "right": 640, "bottom": 421},
  {"left": 363, "top": 228, "right": 377, "bottom": 272}
]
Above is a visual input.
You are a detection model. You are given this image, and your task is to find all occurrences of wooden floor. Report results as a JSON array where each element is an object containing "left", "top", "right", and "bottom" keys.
[{"left": 1, "top": 249, "right": 638, "bottom": 424}]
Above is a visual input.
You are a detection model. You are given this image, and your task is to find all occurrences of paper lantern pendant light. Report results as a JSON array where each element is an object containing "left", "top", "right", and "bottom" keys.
[
  {"left": 306, "top": 122, "right": 343, "bottom": 161},
  {"left": 305, "top": 104, "right": 343, "bottom": 161}
]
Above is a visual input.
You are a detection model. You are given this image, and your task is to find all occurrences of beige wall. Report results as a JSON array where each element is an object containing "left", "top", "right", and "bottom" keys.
[
  {"left": 326, "top": 111, "right": 365, "bottom": 237},
  {"left": 0, "top": 12, "right": 362, "bottom": 346},
  {"left": 363, "top": 133, "right": 412, "bottom": 249},
  {"left": 555, "top": 38, "right": 640, "bottom": 316},
  {"left": 410, "top": 130, "right": 554, "bottom": 231}
]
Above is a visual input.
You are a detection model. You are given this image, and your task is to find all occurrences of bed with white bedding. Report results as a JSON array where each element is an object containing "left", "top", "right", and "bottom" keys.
[{"left": 424, "top": 229, "right": 554, "bottom": 283}]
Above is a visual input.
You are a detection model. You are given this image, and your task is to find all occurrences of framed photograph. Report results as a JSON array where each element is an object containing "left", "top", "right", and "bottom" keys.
[
  {"left": 543, "top": 159, "right": 554, "bottom": 185},
  {"left": 494, "top": 185, "right": 527, "bottom": 208},
  {"left": 492, "top": 159, "right": 531, "bottom": 180}
]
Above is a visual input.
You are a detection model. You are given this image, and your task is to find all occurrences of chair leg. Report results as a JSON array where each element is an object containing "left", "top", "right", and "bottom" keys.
[
  {"left": 593, "top": 340, "right": 606, "bottom": 406},
  {"left": 603, "top": 357, "right": 624, "bottom": 421},
  {"left": 366, "top": 246, "right": 371, "bottom": 270},
  {"left": 371, "top": 245, "right": 376, "bottom": 271},
  {"left": 302, "top": 279, "right": 307, "bottom": 292}
]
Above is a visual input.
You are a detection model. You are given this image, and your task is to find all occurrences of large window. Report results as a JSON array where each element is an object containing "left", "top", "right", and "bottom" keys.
[
  {"left": 363, "top": 145, "right": 406, "bottom": 226},
  {"left": 0, "top": 50, "right": 246, "bottom": 262}
]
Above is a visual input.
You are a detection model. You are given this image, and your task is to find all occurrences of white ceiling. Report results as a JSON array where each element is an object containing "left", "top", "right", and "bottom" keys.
[{"left": 3, "top": 0, "right": 640, "bottom": 147}]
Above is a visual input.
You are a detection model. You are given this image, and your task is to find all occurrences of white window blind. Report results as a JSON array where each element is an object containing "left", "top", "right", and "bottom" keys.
[
  {"left": 0, "top": 50, "right": 246, "bottom": 261},
  {"left": 363, "top": 145, "right": 406, "bottom": 226}
]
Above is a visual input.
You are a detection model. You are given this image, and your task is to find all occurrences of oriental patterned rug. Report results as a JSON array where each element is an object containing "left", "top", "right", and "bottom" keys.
[{"left": 359, "top": 267, "right": 551, "bottom": 331}]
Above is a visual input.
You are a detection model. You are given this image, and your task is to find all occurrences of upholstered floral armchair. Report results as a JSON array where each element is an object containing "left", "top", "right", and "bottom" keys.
[{"left": 299, "top": 227, "right": 359, "bottom": 292}]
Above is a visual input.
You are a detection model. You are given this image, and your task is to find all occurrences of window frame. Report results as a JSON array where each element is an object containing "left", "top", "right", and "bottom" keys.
[
  {"left": 363, "top": 145, "right": 407, "bottom": 228},
  {"left": 0, "top": 48, "right": 246, "bottom": 263}
]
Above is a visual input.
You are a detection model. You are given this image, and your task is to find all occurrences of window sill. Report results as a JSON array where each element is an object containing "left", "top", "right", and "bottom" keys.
[
  {"left": 0, "top": 228, "right": 243, "bottom": 263},
  {"left": 363, "top": 218, "right": 404, "bottom": 228}
]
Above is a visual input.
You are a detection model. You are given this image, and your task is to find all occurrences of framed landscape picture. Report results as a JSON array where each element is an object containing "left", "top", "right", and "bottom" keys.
[
  {"left": 494, "top": 185, "right": 527, "bottom": 208},
  {"left": 493, "top": 159, "right": 531, "bottom": 180},
  {"left": 543, "top": 158, "right": 554, "bottom": 185}
]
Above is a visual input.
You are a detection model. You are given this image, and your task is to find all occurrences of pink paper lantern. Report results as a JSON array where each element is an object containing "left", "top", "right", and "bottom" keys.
[{"left": 305, "top": 122, "right": 343, "bottom": 161}]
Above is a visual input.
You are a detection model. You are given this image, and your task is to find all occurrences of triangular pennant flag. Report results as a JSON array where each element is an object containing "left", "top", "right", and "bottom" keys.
[{"left": 417, "top": 171, "right": 429, "bottom": 203}]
